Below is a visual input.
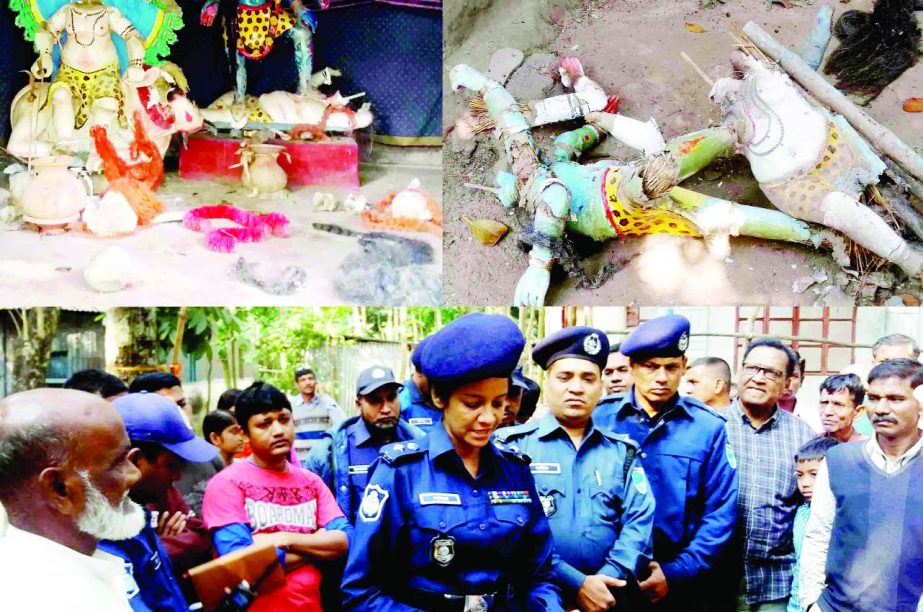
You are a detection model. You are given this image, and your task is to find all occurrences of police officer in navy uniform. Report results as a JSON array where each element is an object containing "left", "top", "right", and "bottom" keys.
[
  {"left": 399, "top": 336, "right": 442, "bottom": 433},
  {"left": 306, "top": 366, "right": 424, "bottom": 524},
  {"left": 496, "top": 326, "right": 656, "bottom": 612},
  {"left": 342, "top": 313, "right": 564, "bottom": 611},
  {"left": 594, "top": 315, "right": 738, "bottom": 611}
]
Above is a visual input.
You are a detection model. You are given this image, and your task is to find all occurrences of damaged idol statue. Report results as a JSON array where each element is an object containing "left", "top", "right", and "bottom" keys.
[
  {"left": 198, "top": 0, "right": 372, "bottom": 136},
  {"left": 450, "top": 59, "right": 828, "bottom": 306},
  {"left": 710, "top": 51, "right": 923, "bottom": 279},
  {"left": 7, "top": 0, "right": 204, "bottom": 163}
]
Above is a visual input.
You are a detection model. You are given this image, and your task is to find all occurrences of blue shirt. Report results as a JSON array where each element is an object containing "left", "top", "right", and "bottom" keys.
[
  {"left": 398, "top": 377, "right": 442, "bottom": 433},
  {"left": 494, "top": 414, "right": 655, "bottom": 597},
  {"left": 788, "top": 504, "right": 811, "bottom": 612},
  {"left": 304, "top": 415, "right": 425, "bottom": 523},
  {"left": 594, "top": 388, "right": 738, "bottom": 586},
  {"left": 341, "top": 422, "right": 564, "bottom": 611},
  {"left": 98, "top": 511, "right": 190, "bottom": 611}
]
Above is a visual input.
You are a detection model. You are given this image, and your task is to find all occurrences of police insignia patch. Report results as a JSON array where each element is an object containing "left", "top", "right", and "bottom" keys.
[
  {"left": 359, "top": 484, "right": 389, "bottom": 522},
  {"left": 583, "top": 333, "right": 602, "bottom": 356},
  {"left": 677, "top": 332, "right": 689, "bottom": 352},
  {"left": 539, "top": 494, "right": 556, "bottom": 517},
  {"left": 631, "top": 467, "right": 649, "bottom": 495},
  {"left": 726, "top": 445, "right": 737, "bottom": 470},
  {"left": 432, "top": 536, "right": 455, "bottom": 567}
]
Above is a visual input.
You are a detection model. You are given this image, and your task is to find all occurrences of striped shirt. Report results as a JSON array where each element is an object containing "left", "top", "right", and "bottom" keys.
[
  {"left": 725, "top": 401, "right": 815, "bottom": 604},
  {"left": 290, "top": 393, "right": 346, "bottom": 464},
  {"left": 787, "top": 504, "right": 811, "bottom": 612}
]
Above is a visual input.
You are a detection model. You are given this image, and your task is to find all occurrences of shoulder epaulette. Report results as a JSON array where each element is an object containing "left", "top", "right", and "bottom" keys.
[
  {"left": 599, "top": 429, "right": 640, "bottom": 450},
  {"left": 492, "top": 438, "right": 532, "bottom": 465},
  {"left": 379, "top": 440, "right": 426, "bottom": 466},
  {"left": 493, "top": 421, "right": 539, "bottom": 444}
]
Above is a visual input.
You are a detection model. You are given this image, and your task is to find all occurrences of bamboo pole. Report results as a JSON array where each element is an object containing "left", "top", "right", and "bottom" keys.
[
  {"left": 171, "top": 307, "right": 188, "bottom": 374},
  {"left": 742, "top": 21, "right": 923, "bottom": 185}
]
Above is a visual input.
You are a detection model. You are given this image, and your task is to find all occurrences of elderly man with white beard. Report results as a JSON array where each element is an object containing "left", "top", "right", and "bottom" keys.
[{"left": 0, "top": 389, "right": 146, "bottom": 611}]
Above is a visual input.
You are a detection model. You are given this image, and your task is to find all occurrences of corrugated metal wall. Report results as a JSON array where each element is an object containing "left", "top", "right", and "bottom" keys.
[{"left": 304, "top": 341, "right": 406, "bottom": 417}]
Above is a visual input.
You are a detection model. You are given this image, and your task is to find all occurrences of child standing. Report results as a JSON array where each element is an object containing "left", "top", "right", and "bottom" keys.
[{"left": 788, "top": 436, "right": 841, "bottom": 612}]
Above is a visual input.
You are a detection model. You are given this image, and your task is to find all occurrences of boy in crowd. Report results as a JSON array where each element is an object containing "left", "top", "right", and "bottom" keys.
[
  {"left": 788, "top": 437, "right": 840, "bottom": 612},
  {"left": 203, "top": 410, "right": 247, "bottom": 467},
  {"left": 202, "top": 382, "right": 349, "bottom": 611}
]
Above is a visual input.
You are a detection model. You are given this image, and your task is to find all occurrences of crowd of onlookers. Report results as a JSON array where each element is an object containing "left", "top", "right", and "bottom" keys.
[{"left": 0, "top": 322, "right": 920, "bottom": 612}]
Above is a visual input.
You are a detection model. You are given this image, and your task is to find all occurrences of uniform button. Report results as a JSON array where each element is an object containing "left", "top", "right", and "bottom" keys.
[
  {"left": 576, "top": 488, "right": 582, "bottom": 494},
  {"left": 439, "top": 521, "right": 446, "bottom": 529},
  {"left": 516, "top": 516, "right": 524, "bottom": 525},
  {"left": 479, "top": 524, "right": 486, "bottom": 531},
  {"left": 640, "top": 452, "right": 647, "bottom": 459},
  {"left": 472, "top": 489, "right": 479, "bottom": 496},
  {"left": 340, "top": 485, "right": 348, "bottom": 492}
]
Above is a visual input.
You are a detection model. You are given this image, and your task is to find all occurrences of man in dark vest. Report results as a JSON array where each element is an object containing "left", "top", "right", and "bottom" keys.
[{"left": 799, "top": 358, "right": 923, "bottom": 612}]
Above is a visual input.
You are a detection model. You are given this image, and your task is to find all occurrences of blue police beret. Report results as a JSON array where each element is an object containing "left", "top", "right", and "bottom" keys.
[
  {"left": 532, "top": 326, "right": 609, "bottom": 371},
  {"left": 411, "top": 335, "right": 431, "bottom": 370},
  {"left": 421, "top": 313, "right": 525, "bottom": 388},
  {"left": 620, "top": 314, "right": 691, "bottom": 359}
]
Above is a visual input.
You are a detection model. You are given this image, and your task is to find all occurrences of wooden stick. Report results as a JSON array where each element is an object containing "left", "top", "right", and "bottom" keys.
[
  {"left": 742, "top": 21, "right": 923, "bottom": 185},
  {"left": 681, "top": 52, "right": 714, "bottom": 87},
  {"left": 463, "top": 182, "right": 500, "bottom": 195},
  {"left": 171, "top": 307, "right": 188, "bottom": 371}
]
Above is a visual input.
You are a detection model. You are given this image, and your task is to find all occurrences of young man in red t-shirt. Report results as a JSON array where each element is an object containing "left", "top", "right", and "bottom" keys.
[{"left": 202, "top": 382, "right": 349, "bottom": 611}]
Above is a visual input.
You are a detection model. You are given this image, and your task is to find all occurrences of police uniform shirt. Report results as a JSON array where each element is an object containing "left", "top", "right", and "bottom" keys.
[
  {"left": 495, "top": 414, "right": 655, "bottom": 597},
  {"left": 593, "top": 388, "right": 738, "bottom": 586},
  {"left": 343, "top": 418, "right": 417, "bottom": 523},
  {"left": 341, "top": 422, "right": 565, "bottom": 611},
  {"left": 398, "top": 378, "right": 442, "bottom": 433}
]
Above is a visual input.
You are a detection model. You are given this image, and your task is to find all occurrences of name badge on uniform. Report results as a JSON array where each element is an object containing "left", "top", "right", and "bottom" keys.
[
  {"left": 348, "top": 465, "right": 370, "bottom": 475},
  {"left": 488, "top": 490, "right": 532, "bottom": 505},
  {"left": 529, "top": 463, "right": 561, "bottom": 475},
  {"left": 419, "top": 493, "right": 462, "bottom": 506},
  {"left": 539, "top": 494, "right": 556, "bottom": 517},
  {"left": 409, "top": 417, "right": 433, "bottom": 426},
  {"left": 431, "top": 535, "right": 455, "bottom": 567}
]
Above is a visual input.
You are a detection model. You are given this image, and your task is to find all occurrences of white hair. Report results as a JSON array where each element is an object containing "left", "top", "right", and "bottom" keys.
[{"left": 76, "top": 470, "right": 146, "bottom": 542}]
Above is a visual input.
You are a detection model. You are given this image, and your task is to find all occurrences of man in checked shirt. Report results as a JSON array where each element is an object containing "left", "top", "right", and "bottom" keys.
[{"left": 725, "top": 339, "right": 815, "bottom": 611}]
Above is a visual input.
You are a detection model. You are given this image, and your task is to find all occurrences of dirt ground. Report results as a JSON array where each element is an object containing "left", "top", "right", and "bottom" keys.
[
  {"left": 442, "top": 0, "right": 923, "bottom": 306},
  {"left": 0, "top": 145, "right": 441, "bottom": 307}
]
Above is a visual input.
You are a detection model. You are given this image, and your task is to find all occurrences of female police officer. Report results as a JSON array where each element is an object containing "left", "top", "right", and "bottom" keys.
[{"left": 341, "top": 313, "right": 564, "bottom": 611}]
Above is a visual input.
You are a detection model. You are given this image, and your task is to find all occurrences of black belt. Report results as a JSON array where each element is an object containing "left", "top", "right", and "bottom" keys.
[{"left": 402, "top": 585, "right": 507, "bottom": 611}]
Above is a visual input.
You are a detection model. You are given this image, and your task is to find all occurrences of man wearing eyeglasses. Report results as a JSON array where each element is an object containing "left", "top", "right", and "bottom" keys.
[
  {"left": 726, "top": 339, "right": 815, "bottom": 611},
  {"left": 594, "top": 314, "right": 739, "bottom": 611}
]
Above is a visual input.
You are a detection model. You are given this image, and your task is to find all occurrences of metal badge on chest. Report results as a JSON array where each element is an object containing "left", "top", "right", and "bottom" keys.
[{"left": 431, "top": 535, "right": 456, "bottom": 567}]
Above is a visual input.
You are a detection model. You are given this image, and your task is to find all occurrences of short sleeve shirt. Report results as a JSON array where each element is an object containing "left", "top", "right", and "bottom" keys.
[
  {"left": 202, "top": 459, "right": 344, "bottom": 534},
  {"left": 202, "top": 460, "right": 346, "bottom": 610}
]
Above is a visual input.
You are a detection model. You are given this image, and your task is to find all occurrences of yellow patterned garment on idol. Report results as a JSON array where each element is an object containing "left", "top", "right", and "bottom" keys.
[
  {"left": 49, "top": 63, "right": 125, "bottom": 129},
  {"left": 237, "top": 2, "right": 295, "bottom": 60},
  {"left": 602, "top": 168, "right": 701, "bottom": 237},
  {"left": 761, "top": 122, "right": 864, "bottom": 225}
]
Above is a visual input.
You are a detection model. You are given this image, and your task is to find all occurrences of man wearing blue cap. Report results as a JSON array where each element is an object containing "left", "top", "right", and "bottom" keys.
[
  {"left": 496, "top": 326, "right": 656, "bottom": 612},
  {"left": 594, "top": 314, "right": 739, "bottom": 611},
  {"left": 399, "top": 335, "right": 442, "bottom": 433},
  {"left": 306, "top": 366, "right": 425, "bottom": 524},
  {"left": 101, "top": 391, "right": 221, "bottom": 611}
]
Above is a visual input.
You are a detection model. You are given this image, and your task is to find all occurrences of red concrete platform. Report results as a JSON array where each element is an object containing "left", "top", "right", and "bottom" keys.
[{"left": 179, "top": 134, "right": 360, "bottom": 188}]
